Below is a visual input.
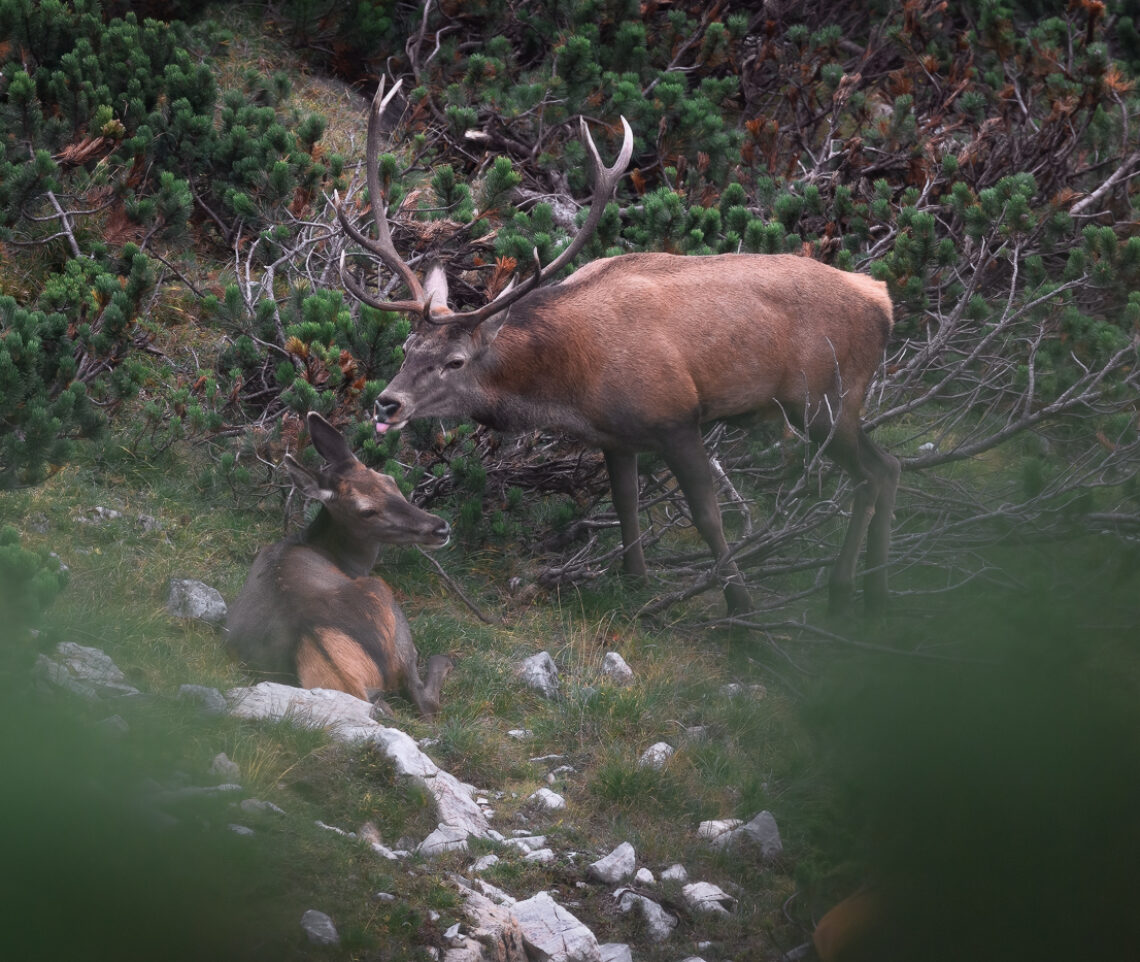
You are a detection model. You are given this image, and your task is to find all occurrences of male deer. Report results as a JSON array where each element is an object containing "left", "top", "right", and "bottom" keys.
[
  {"left": 226, "top": 411, "right": 452, "bottom": 717},
  {"left": 340, "top": 80, "right": 900, "bottom": 615}
]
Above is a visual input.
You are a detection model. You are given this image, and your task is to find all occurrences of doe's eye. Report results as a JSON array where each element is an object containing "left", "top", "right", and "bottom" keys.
[{"left": 444, "top": 357, "right": 465, "bottom": 371}]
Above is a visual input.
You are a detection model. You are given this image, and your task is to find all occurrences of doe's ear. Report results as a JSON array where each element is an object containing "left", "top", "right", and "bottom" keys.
[
  {"left": 306, "top": 412, "right": 356, "bottom": 467},
  {"left": 283, "top": 454, "right": 332, "bottom": 504}
]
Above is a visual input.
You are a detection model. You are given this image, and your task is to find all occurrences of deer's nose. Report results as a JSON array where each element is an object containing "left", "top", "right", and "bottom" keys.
[{"left": 376, "top": 397, "right": 401, "bottom": 421}]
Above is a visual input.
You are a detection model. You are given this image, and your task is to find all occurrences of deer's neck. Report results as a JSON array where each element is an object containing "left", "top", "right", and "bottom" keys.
[{"left": 302, "top": 508, "right": 379, "bottom": 578}]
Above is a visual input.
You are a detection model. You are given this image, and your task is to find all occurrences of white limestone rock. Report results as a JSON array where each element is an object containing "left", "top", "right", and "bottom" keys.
[
  {"left": 513, "top": 891, "right": 601, "bottom": 962},
  {"left": 506, "top": 835, "right": 547, "bottom": 853},
  {"left": 209, "top": 752, "right": 241, "bottom": 781},
  {"left": 637, "top": 742, "right": 674, "bottom": 770},
  {"left": 524, "top": 847, "right": 556, "bottom": 863},
  {"left": 177, "top": 684, "right": 227, "bottom": 714},
  {"left": 166, "top": 578, "right": 227, "bottom": 625},
  {"left": 600, "top": 652, "right": 634, "bottom": 685},
  {"left": 226, "top": 682, "right": 491, "bottom": 843},
  {"left": 588, "top": 842, "right": 636, "bottom": 884},
  {"left": 697, "top": 818, "right": 742, "bottom": 842},
  {"left": 529, "top": 787, "right": 566, "bottom": 810},
  {"left": 35, "top": 642, "right": 141, "bottom": 699},
  {"left": 419, "top": 824, "right": 470, "bottom": 857},
  {"left": 614, "top": 888, "right": 676, "bottom": 942},
  {"left": 682, "top": 881, "right": 738, "bottom": 915},
  {"left": 707, "top": 810, "right": 783, "bottom": 858},
  {"left": 519, "top": 651, "right": 560, "bottom": 699},
  {"left": 301, "top": 909, "right": 340, "bottom": 946},
  {"left": 661, "top": 863, "right": 689, "bottom": 884}
]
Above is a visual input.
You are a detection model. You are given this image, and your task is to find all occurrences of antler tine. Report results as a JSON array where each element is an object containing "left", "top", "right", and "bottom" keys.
[
  {"left": 447, "top": 116, "right": 634, "bottom": 329},
  {"left": 335, "top": 77, "right": 429, "bottom": 311},
  {"left": 338, "top": 250, "right": 432, "bottom": 314}
]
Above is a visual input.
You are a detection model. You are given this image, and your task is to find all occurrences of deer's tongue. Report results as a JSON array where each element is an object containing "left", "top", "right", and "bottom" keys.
[{"left": 375, "top": 421, "right": 391, "bottom": 435}]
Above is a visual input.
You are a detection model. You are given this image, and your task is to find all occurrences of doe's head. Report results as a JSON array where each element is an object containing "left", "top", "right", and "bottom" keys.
[{"left": 285, "top": 412, "right": 450, "bottom": 547}]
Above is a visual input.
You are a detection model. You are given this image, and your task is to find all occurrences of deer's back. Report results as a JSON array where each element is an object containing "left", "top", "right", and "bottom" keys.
[{"left": 499, "top": 253, "right": 893, "bottom": 442}]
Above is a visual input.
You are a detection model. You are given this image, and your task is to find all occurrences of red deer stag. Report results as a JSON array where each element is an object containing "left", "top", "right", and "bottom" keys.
[
  {"left": 226, "top": 411, "right": 452, "bottom": 717},
  {"left": 340, "top": 80, "right": 900, "bottom": 615}
]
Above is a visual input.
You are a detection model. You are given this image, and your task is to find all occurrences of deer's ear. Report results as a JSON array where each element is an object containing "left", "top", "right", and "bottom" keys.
[
  {"left": 284, "top": 454, "right": 332, "bottom": 504},
  {"left": 306, "top": 412, "right": 356, "bottom": 467},
  {"left": 474, "top": 305, "right": 510, "bottom": 347}
]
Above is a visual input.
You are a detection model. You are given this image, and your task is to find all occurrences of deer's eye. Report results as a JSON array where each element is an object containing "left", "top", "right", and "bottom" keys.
[{"left": 444, "top": 357, "right": 465, "bottom": 371}]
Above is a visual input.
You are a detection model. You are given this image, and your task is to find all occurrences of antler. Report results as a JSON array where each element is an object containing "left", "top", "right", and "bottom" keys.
[
  {"left": 338, "top": 82, "right": 634, "bottom": 326},
  {"left": 336, "top": 78, "right": 432, "bottom": 315},
  {"left": 438, "top": 115, "right": 634, "bottom": 330}
]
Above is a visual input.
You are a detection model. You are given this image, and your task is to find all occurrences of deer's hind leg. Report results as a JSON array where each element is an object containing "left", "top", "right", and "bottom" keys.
[
  {"left": 860, "top": 430, "right": 900, "bottom": 613},
  {"left": 821, "top": 421, "right": 898, "bottom": 615},
  {"left": 296, "top": 630, "right": 383, "bottom": 700}
]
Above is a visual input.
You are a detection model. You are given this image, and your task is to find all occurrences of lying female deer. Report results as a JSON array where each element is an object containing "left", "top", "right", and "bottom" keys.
[{"left": 225, "top": 412, "right": 452, "bottom": 717}]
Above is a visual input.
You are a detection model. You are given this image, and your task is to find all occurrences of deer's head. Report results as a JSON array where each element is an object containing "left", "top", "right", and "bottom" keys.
[
  {"left": 287, "top": 412, "right": 450, "bottom": 547},
  {"left": 334, "top": 79, "right": 633, "bottom": 434}
]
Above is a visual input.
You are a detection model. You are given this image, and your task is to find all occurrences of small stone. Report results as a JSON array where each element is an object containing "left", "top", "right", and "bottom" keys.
[
  {"left": 600, "top": 945, "right": 634, "bottom": 962},
  {"left": 301, "top": 909, "right": 340, "bottom": 946},
  {"left": 46, "top": 642, "right": 140, "bottom": 698},
  {"left": 588, "top": 842, "right": 636, "bottom": 884},
  {"left": 529, "top": 787, "right": 566, "bottom": 810},
  {"left": 177, "top": 684, "right": 226, "bottom": 715},
  {"left": 637, "top": 742, "right": 674, "bottom": 771},
  {"left": 634, "top": 867, "right": 655, "bottom": 886},
  {"left": 523, "top": 847, "right": 555, "bottom": 863},
  {"left": 228, "top": 824, "right": 255, "bottom": 836},
  {"left": 373, "top": 892, "right": 397, "bottom": 903},
  {"left": 683, "top": 881, "right": 737, "bottom": 915},
  {"left": 418, "top": 824, "right": 469, "bottom": 857},
  {"left": 697, "top": 818, "right": 742, "bottom": 841},
  {"left": 661, "top": 863, "right": 689, "bottom": 884},
  {"left": 209, "top": 752, "right": 241, "bottom": 781},
  {"left": 707, "top": 811, "right": 783, "bottom": 858},
  {"left": 240, "top": 798, "right": 286, "bottom": 816},
  {"left": 505, "top": 834, "right": 547, "bottom": 852},
  {"left": 615, "top": 888, "right": 677, "bottom": 941},
  {"left": 518, "top": 651, "right": 560, "bottom": 698},
  {"left": 166, "top": 579, "right": 227, "bottom": 625},
  {"left": 507, "top": 729, "right": 534, "bottom": 741},
  {"left": 600, "top": 651, "right": 634, "bottom": 684},
  {"left": 470, "top": 854, "right": 500, "bottom": 872},
  {"left": 137, "top": 514, "right": 163, "bottom": 533}
]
